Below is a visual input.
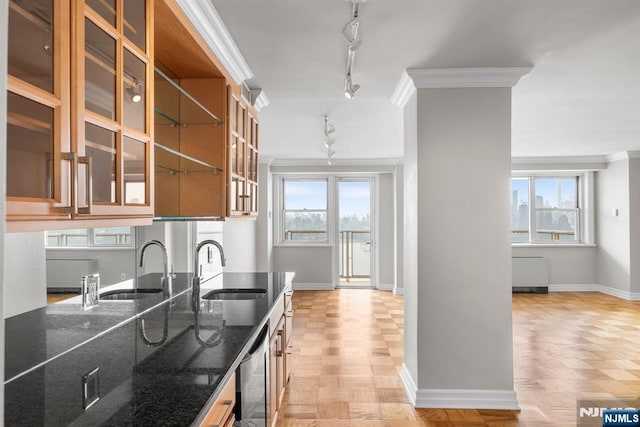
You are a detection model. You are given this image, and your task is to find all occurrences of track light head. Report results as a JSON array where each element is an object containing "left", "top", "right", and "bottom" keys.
[
  {"left": 344, "top": 78, "right": 360, "bottom": 100},
  {"left": 325, "top": 139, "right": 336, "bottom": 149},
  {"left": 127, "top": 79, "right": 143, "bottom": 103}
]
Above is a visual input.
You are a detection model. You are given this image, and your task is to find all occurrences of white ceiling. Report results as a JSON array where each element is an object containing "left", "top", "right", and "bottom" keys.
[{"left": 210, "top": 0, "right": 640, "bottom": 160}]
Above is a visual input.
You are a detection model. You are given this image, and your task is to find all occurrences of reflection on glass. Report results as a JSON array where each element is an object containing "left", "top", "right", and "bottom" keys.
[
  {"left": 237, "top": 103, "right": 245, "bottom": 138},
  {"left": 534, "top": 178, "right": 576, "bottom": 209},
  {"left": 284, "top": 212, "right": 327, "bottom": 241},
  {"left": 124, "top": 0, "right": 146, "bottom": 50},
  {"left": 86, "top": 0, "right": 116, "bottom": 27},
  {"left": 85, "top": 18, "right": 116, "bottom": 119},
  {"left": 231, "top": 136, "right": 237, "bottom": 174},
  {"left": 85, "top": 123, "right": 116, "bottom": 203},
  {"left": 123, "top": 136, "right": 146, "bottom": 204},
  {"left": 94, "top": 227, "right": 132, "bottom": 245},
  {"left": 238, "top": 141, "right": 245, "bottom": 176},
  {"left": 7, "top": 92, "right": 54, "bottom": 199},
  {"left": 511, "top": 178, "right": 530, "bottom": 243},
  {"left": 536, "top": 210, "right": 577, "bottom": 241},
  {"left": 8, "top": 0, "right": 54, "bottom": 92},
  {"left": 230, "top": 178, "right": 237, "bottom": 211},
  {"left": 46, "top": 229, "right": 88, "bottom": 246},
  {"left": 123, "top": 49, "right": 146, "bottom": 131}
]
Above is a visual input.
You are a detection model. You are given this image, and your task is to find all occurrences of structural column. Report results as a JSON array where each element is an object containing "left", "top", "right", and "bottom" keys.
[{"left": 392, "top": 68, "right": 531, "bottom": 409}]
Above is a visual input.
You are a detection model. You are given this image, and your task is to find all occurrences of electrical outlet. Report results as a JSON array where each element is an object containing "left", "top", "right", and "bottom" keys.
[
  {"left": 82, "top": 367, "right": 100, "bottom": 410},
  {"left": 120, "top": 273, "right": 126, "bottom": 280}
]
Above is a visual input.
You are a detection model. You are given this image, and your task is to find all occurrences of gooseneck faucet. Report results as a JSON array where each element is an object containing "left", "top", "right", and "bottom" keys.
[
  {"left": 192, "top": 240, "right": 226, "bottom": 347},
  {"left": 139, "top": 240, "right": 172, "bottom": 298},
  {"left": 138, "top": 240, "right": 171, "bottom": 347}
]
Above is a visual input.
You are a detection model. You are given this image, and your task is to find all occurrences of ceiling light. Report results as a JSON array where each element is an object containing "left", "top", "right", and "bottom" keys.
[
  {"left": 323, "top": 115, "right": 337, "bottom": 165},
  {"left": 127, "top": 79, "right": 143, "bottom": 103},
  {"left": 344, "top": 77, "right": 360, "bottom": 100},
  {"left": 324, "top": 139, "right": 336, "bottom": 149},
  {"left": 342, "top": 1, "right": 365, "bottom": 100}
]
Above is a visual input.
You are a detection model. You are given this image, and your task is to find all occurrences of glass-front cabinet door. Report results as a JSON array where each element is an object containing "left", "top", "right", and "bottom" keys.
[
  {"left": 73, "top": 0, "right": 153, "bottom": 217},
  {"left": 227, "top": 86, "right": 258, "bottom": 217},
  {"left": 6, "top": 0, "right": 153, "bottom": 229},
  {"left": 6, "top": 0, "right": 73, "bottom": 223}
]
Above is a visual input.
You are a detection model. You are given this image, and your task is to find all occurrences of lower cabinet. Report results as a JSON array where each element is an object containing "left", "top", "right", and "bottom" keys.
[
  {"left": 269, "top": 290, "right": 294, "bottom": 427},
  {"left": 200, "top": 372, "right": 236, "bottom": 427}
]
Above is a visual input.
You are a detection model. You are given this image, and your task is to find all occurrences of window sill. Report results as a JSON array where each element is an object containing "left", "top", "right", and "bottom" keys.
[
  {"left": 45, "top": 247, "right": 135, "bottom": 251},
  {"left": 512, "top": 243, "right": 596, "bottom": 248}
]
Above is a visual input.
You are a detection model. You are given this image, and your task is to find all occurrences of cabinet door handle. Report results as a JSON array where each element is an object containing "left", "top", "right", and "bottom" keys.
[
  {"left": 77, "top": 155, "right": 92, "bottom": 214},
  {"left": 61, "top": 152, "right": 78, "bottom": 214},
  {"left": 285, "top": 310, "right": 293, "bottom": 317}
]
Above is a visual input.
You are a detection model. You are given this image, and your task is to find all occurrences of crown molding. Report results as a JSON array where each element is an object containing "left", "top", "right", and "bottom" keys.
[
  {"left": 407, "top": 67, "right": 532, "bottom": 89},
  {"left": 251, "top": 89, "right": 270, "bottom": 111},
  {"left": 177, "top": 0, "right": 253, "bottom": 84},
  {"left": 607, "top": 152, "right": 630, "bottom": 162},
  {"left": 511, "top": 155, "right": 608, "bottom": 171},
  {"left": 627, "top": 150, "right": 640, "bottom": 159},
  {"left": 390, "top": 71, "right": 416, "bottom": 108},
  {"left": 391, "top": 67, "right": 532, "bottom": 108}
]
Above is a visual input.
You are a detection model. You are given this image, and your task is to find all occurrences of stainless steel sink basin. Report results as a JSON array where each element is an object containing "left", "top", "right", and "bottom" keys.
[
  {"left": 201, "top": 288, "right": 266, "bottom": 300},
  {"left": 100, "top": 288, "right": 163, "bottom": 301}
]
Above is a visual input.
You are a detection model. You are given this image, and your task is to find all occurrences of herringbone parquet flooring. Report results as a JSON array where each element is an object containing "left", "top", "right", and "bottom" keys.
[{"left": 276, "top": 290, "right": 640, "bottom": 427}]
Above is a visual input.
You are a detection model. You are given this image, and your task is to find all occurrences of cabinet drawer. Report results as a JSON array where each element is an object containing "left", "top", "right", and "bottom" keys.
[
  {"left": 269, "top": 297, "right": 285, "bottom": 336},
  {"left": 199, "top": 372, "right": 235, "bottom": 427},
  {"left": 284, "top": 310, "right": 293, "bottom": 346}
]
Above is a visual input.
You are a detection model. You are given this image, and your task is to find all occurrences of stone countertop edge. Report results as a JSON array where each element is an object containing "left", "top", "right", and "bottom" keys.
[{"left": 190, "top": 272, "right": 294, "bottom": 426}]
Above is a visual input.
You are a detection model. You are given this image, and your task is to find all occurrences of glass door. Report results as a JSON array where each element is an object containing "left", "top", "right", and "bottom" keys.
[{"left": 337, "top": 179, "right": 373, "bottom": 287}]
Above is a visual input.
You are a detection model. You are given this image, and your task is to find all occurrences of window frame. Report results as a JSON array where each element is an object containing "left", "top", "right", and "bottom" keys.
[
  {"left": 277, "top": 177, "right": 331, "bottom": 245},
  {"left": 45, "top": 227, "right": 135, "bottom": 249},
  {"left": 511, "top": 172, "right": 592, "bottom": 246}
]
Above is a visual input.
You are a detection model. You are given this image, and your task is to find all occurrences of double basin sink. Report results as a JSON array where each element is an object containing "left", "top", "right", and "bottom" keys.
[{"left": 100, "top": 287, "right": 266, "bottom": 301}]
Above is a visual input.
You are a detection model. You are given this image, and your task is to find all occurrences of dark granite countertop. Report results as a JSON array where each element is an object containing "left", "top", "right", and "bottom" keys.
[{"left": 5, "top": 271, "right": 294, "bottom": 426}]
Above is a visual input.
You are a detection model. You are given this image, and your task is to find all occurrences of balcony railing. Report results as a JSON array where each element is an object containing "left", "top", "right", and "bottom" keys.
[{"left": 283, "top": 229, "right": 372, "bottom": 281}]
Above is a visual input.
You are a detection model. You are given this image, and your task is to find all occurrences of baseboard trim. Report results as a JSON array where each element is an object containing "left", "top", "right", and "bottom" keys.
[
  {"left": 377, "top": 283, "right": 394, "bottom": 291},
  {"left": 394, "top": 286, "right": 405, "bottom": 296},
  {"left": 292, "top": 282, "right": 334, "bottom": 291},
  {"left": 399, "top": 364, "right": 417, "bottom": 406},
  {"left": 549, "top": 284, "right": 640, "bottom": 301},
  {"left": 415, "top": 389, "right": 520, "bottom": 410}
]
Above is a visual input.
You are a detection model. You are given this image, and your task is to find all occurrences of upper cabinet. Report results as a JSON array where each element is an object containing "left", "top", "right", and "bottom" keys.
[
  {"left": 7, "top": 0, "right": 72, "bottom": 224},
  {"left": 6, "top": 0, "right": 154, "bottom": 231},
  {"left": 153, "top": 1, "right": 259, "bottom": 220},
  {"left": 228, "top": 87, "right": 258, "bottom": 217},
  {"left": 73, "top": 0, "right": 154, "bottom": 217}
]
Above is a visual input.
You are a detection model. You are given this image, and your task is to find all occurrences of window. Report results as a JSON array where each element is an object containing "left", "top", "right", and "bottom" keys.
[
  {"left": 281, "top": 179, "right": 328, "bottom": 242},
  {"left": 511, "top": 176, "right": 581, "bottom": 244},
  {"left": 46, "top": 227, "right": 133, "bottom": 248}
]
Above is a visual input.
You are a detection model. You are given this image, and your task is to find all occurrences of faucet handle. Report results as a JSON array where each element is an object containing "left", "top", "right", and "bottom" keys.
[{"left": 170, "top": 264, "right": 177, "bottom": 280}]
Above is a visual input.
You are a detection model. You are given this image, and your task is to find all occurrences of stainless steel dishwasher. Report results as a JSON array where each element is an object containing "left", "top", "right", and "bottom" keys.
[{"left": 235, "top": 325, "right": 269, "bottom": 427}]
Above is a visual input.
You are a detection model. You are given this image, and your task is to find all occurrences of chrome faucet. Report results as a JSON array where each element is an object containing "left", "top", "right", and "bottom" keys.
[
  {"left": 192, "top": 240, "right": 226, "bottom": 347},
  {"left": 192, "top": 239, "right": 226, "bottom": 300},
  {"left": 139, "top": 239, "right": 172, "bottom": 298}
]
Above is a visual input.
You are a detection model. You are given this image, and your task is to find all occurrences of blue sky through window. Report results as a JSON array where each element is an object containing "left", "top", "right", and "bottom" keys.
[
  {"left": 339, "top": 181, "right": 370, "bottom": 217},
  {"left": 284, "top": 180, "right": 327, "bottom": 210}
]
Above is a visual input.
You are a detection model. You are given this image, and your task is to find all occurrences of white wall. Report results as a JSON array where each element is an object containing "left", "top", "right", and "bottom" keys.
[
  {"left": 223, "top": 219, "right": 257, "bottom": 272},
  {"left": 414, "top": 87, "right": 514, "bottom": 394},
  {"left": 4, "top": 232, "right": 47, "bottom": 318},
  {"left": 256, "top": 162, "right": 273, "bottom": 271},
  {"left": 512, "top": 246, "right": 597, "bottom": 285},
  {"left": 377, "top": 173, "right": 395, "bottom": 288},
  {"left": 402, "top": 94, "right": 419, "bottom": 383},
  {"left": 596, "top": 159, "right": 631, "bottom": 292},
  {"left": 272, "top": 246, "right": 333, "bottom": 288},
  {"left": 630, "top": 158, "right": 640, "bottom": 293},
  {"left": 46, "top": 249, "right": 136, "bottom": 287}
]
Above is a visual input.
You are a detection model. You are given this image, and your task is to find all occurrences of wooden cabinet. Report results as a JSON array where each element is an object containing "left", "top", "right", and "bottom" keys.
[
  {"left": 268, "top": 289, "right": 293, "bottom": 427},
  {"left": 199, "top": 372, "right": 236, "bottom": 427},
  {"left": 153, "top": 72, "right": 226, "bottom": 218},
  {"left": 6, "top": 0, "right": 154, "bottom": 231},
  {"left": 227, "top": 87, "right": 259, "bottom": 217}
]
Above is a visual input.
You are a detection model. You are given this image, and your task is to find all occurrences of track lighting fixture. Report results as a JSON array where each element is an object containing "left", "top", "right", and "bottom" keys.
[
  {"left": 323, "top": 116, "right": 337, "bottom": 166},
  {"left": 127, "top": 79, "right": 143, "bottom": 103},
  {"left": 342, "top": 1, "right": 365, "bottom": 100}
]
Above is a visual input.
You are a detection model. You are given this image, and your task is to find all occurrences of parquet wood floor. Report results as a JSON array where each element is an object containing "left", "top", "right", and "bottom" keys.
[{"left": 277, "top": 290, "right": 640, "bottom": 427}]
